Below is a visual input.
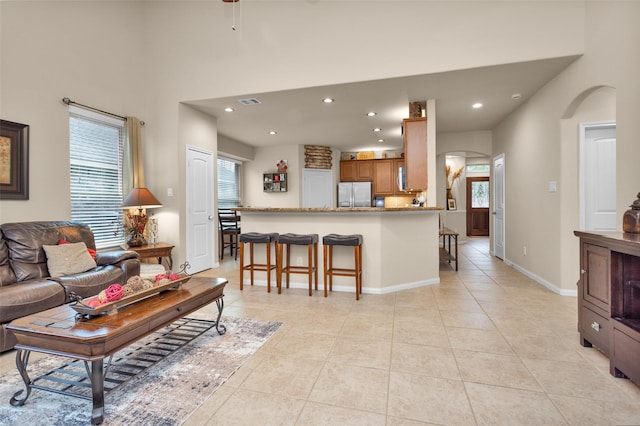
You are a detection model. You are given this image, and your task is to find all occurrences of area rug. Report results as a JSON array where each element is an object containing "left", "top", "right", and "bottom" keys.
[{"left": 0, "top": 316, "right": 281, "bottom": 425}]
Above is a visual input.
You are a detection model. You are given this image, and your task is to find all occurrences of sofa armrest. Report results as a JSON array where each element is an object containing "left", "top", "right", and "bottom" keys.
[{"left": 95, "top": 250, "right": 139, "bottom": 266}]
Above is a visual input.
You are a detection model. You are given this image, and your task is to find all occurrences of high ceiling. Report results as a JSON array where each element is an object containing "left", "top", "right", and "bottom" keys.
[{"left": 187, "top": 56, "right": 579, "bottom": 153}]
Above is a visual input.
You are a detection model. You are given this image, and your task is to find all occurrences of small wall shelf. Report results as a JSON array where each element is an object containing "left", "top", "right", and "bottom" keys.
[{"left": 263, "top": 172, "right": 288, "bottom": 192}]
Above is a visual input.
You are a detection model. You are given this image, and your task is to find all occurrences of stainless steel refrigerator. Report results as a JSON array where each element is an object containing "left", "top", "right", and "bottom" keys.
[{"left": 338, "top": 182, "right": 372, "bottom": 207}]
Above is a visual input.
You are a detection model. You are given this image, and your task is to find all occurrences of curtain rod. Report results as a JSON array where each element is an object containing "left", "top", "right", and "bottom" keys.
[{"left": 62, "top": 97, "right": 145, "bottom": 126}]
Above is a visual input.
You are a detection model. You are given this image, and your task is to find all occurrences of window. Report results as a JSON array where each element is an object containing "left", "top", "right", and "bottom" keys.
[
  {"left": 217, "top": 156, "right": 241, "bottom": 208},
  {"left": 466, "top": 164, "right": 490, "bottom": 173},
  {"left": 69, "top": 107, "right": 125, "bottom": 248}
]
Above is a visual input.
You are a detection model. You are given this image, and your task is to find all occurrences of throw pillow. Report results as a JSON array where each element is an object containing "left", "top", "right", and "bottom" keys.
[
  {"left": 58, "top": 239, "right": 97, "bottom": 259},
  {"left": 43, "top": 242, "right": 98, "bottom": 277}
]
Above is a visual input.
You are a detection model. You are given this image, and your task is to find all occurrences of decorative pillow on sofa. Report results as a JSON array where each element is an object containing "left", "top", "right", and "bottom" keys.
[
  {"left": 58, "top": 239, "right": 97, "bottom": 259},
  {"left": 43, "top": 242, "right": 97, "bottom": 277}
]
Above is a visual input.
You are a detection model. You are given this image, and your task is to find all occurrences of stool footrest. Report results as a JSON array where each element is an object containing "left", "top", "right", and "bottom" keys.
[
  {"left": 326, "top": 268, "right": 360, "bottom": 276},
  {"left": 242, "top": 264, "right": 276, "bottom": 272},
  {"left": 282, "top": 265, "right": 317, "bottom": 274}
]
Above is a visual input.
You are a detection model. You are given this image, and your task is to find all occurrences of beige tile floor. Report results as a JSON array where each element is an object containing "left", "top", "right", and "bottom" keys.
[
  {"left": 184, "top": 237, "right": 640, "bottom": 425},
  {"left": 2, "top": 238, "right": 640, "bottom": 425}
]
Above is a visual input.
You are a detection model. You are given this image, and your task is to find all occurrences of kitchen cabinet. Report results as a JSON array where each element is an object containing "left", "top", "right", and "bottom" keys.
[
  {"left": 574, "top": 230, "right": 640, "bottom": 386},
  {"left": 340, "top": 160, "right": 373, "bottom": 182},
  {"left": 403, "top": 117, "right": 427, "bottom": 191},
  {"left": 373, "top": 160, "right": 394, "bottom": 195},
  {"left": 372, "top": 159, "right": 414, "bottom": 196}
]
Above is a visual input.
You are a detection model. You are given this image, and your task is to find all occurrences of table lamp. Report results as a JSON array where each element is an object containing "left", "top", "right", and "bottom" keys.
[{"left": 121, "top": 187, "right": 162, "bottom": 246}]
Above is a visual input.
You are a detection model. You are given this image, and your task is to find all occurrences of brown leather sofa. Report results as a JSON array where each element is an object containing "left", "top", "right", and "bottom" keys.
[{"left": 0, "top": 221, "right": 140, "bottom": 352}]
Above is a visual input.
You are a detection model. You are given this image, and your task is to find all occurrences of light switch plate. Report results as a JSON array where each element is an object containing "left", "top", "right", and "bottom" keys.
[{"left": 548, "top": 181, "right": 557, "bottom": 192}]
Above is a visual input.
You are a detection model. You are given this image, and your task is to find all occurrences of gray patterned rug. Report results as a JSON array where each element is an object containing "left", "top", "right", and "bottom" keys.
[{"left": 0, "top": 316, "right": 281, "bottom": 425}]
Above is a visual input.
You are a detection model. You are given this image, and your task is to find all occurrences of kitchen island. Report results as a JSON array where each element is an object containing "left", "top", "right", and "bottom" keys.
[{"left": 234, "top": 207, "right": 443, "bottom": 295}]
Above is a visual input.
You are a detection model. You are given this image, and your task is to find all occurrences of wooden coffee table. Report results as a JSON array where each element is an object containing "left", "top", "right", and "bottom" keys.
[{"left": 6, "top": 276, "right": 227, "bottom": 425}]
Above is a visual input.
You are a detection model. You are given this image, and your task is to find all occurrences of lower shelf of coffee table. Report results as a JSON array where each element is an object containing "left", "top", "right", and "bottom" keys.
[{"left": 28, "top": 317, "right": 215, "bottom": 400}]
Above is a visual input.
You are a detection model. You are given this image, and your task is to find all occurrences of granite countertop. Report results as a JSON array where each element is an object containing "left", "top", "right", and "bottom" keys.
[{"left": 234, "top": 207, "right": 443, "bottom": 213}]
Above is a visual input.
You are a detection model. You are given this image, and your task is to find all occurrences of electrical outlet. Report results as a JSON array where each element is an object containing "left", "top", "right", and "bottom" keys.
[
  {"left": 296, "top": 256, "right": 303, "bottom": 265},
  {"left": 523, "top": 246, "right": 527, "bottom": 256}
]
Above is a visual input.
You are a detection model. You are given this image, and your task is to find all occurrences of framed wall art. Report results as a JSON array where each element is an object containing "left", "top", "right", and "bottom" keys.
[
  {"left": 447, "top": 198, "right": 457, "bottom": 211},
  {"left": 0, "top": 120, "right": 29, "bottom": 200}
]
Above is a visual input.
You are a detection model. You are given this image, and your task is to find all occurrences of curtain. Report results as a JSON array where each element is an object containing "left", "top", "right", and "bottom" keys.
[{"left": 124, "top": 116, "right": 145, "bottom": 194}]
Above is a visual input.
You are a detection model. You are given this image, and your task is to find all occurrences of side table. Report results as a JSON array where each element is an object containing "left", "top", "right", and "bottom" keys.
[
  {"left": 439, "top": 227, "right": 459, "bottom": 271},
  {"left": 127, "top": 242, "right": 174, "bottom": 270}
]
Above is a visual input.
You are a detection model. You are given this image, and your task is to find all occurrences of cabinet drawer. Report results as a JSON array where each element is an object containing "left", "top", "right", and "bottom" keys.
[
  {"left": 580, "top": 306, "right": 610, "bottom": 355},
  {"left": 149, "top": 294, "right": 211, "bottom": 331},
  {"left": 612, "top": 323, "right": 640, "bottom": 385}
]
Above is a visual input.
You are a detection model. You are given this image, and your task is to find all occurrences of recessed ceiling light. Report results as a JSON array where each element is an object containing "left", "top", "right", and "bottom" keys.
[
  {"left": 322, "top": 98, "right": 334, "bottom": 103},
  {"left": 269, "top": 130, "right": 277, "bottom": 135},
  {"left": 472, "top": 103, "right": 483, "bottom": 109},
  {"left": 224, "top": 107, "right": 234, "bottom": 112},
  {"left": 373, "top": 128, "right": 382, "bottom": 132},
  {"left": 378, "top": 139, "right": 384, "bottom": 143},
  {"left": 367, "top": 112, "right": 377, "bottom": 117},
  {"left": 511, "top": 93, "right": 522, "bottom": 100}
]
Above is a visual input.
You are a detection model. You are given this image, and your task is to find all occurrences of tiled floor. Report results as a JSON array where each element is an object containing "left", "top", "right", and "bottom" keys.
[
  {"left": 184, "top": 237, "right": 640, "bottom": 425},
  {"left": 2, "top": 238, "right": 640, "bottom": 425}
]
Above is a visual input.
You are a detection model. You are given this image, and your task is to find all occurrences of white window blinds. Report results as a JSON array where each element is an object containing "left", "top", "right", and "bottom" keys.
[
  {"left": 69, "top": 107, "right": 125, "bottom": 248},
  {"left": 217, "top": 156, "right": 241, "bottom": 208}
]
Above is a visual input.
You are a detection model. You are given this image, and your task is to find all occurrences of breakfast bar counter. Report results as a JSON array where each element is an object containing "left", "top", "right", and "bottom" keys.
[{"left": 234, "top": 207, "right": 443, "bottom": 295}]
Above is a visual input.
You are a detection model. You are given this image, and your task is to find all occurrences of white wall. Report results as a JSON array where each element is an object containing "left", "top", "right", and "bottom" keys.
[
  {"left": 492, "top": 2, "right": 640, "bottom": 293},
  {"left": 243, "top": 145, "right": 301, "bottom": 208}
]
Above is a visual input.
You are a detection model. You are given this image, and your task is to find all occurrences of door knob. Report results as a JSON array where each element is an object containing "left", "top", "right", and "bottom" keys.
[{"left": 208, "top": 215, "right": 214, "bottom": 221}]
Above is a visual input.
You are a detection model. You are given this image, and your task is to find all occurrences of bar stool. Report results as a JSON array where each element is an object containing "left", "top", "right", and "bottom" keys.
[
  {"left": 277, "top": 233, "right": 318, "bottom": 296},
  {"left": 322, "top": 234, "right": 363, "bottom": 300},
  {"left": 239, "top": 232, "right": 279, "bottom": 293}
]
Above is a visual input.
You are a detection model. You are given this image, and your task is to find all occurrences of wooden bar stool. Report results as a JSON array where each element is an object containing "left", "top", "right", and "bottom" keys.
[
  {"left": 322, "top": 234, "right": 363, "bottom": 300},
  {"left": 239, "top": 232, "right": 279, "bottom": 293},
  {"left": 276, "top": 233, "right": 318, "bottom": 296}
]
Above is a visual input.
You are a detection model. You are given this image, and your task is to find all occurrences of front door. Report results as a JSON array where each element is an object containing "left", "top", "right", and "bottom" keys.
[
  {"left": 186, "top": 146, "right": 215, "bottom": 273},
  {"left": 467, "top": 177, "right": 490, "bottom": 236}
]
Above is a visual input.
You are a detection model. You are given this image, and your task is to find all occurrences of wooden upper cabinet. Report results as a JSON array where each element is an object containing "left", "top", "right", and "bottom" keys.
[
  {"left": 403, "top": 117, "right": 427, "bottom": 191},
  {"left": 340, "top": 160, "right": 374, "bottom": 182},
  {"left": 340, "top": 160, "right": 358, "bottom": 181},
  {"left": 357, "top": 160, "right": 374, "bottom": 180},
  {"left": 373, "top": 159, "right": 394, "bottom": 195}
]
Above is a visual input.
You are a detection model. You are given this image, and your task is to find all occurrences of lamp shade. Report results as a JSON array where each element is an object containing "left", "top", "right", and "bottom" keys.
[{"left": 122, "top": 187, "right": 162, "bottom": 209}]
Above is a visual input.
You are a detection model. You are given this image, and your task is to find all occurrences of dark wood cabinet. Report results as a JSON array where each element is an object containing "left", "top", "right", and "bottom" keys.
[
  {"left": 403, "top": 117, "right": 427, "bottom": 191},
  {"left": 339, "top": 160, "right": 373, "bottom": 182},
  {"left": 575, "top": 230, "right": 640, "bottom": 385}
]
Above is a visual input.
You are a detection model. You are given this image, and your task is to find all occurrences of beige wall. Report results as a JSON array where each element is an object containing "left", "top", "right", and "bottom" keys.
[
  {"left": 0, "top": 1, "right": 593, "bottom": 272},
  {"left": 492, "top": 2, "right": 640, "bottom": 293},
  {"left": 0, "top": 1, "right": 146, "bottom": 222}
]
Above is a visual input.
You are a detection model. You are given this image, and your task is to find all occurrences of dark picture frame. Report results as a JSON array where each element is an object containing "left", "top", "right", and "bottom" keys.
[
  {"left": 447, "top": 198, "right": 457, "bottom": 211},
  {"left": 0, "top": 120, "right": 29, "bottom": 200}
]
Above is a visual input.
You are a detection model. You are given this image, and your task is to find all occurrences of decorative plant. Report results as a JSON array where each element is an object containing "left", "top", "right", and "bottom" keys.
[
  {"left": 124, "top": 210, "right": 148, "bottom": 241},
  {"left": 110, "top": 210, "right": 149, "bottom": 246},
  {"left": 276, "top": 159, "right": 288, "bottom": 173},
  {"left": 445, "top": 165, "right": 464, "bottom": 190}
]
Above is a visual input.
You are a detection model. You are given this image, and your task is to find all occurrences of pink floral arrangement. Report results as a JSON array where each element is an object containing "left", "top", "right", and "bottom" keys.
[{"left": 276, "top": 160, "right": 288, "bottom": 173}]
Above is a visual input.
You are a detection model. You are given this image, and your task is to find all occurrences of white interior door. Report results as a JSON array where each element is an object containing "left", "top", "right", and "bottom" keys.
[
  {"left": 492, "top": 154, "right": 505, "bottom": 260},
  {"left": 580, "top": 123, "right": 616, "bottom": 231},
  {"left": 303, "top": 169, "right": 333, "bottom": 207},
  {"left": 186, "top": 146, "right": 215, "bottom": 273}
]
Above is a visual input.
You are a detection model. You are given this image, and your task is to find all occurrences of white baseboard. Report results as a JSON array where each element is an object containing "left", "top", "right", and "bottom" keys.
[
  {"left": 503, "top": 258, "right": 577, "bottom": 297},
  {"left": 242, "top": 277, "right": 441, "bottom": 294}
]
